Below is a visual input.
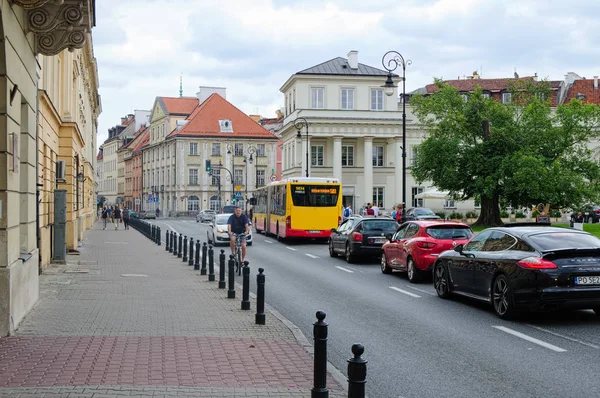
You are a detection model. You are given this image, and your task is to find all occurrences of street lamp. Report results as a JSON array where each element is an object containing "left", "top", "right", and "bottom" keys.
[
  {"left": 381, "top": 50, "right": 411, "bottom": 220},
  {"left": 243, "top": 145, "right": 256, "bottom": 211},
  {"left": 294, "top": 117, "right": 309, "bottom": 177}
]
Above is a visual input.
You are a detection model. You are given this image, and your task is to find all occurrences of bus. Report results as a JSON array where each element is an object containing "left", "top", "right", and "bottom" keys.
[{"left": 253, "top": 177, "right": 342, "bottom": 240}]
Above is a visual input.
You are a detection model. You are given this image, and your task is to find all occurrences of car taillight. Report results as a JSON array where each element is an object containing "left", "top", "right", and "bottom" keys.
[
  {"left": 352, "top": 232, "right": 363, "bottom": 241},
  {"left": 595, "top": 209, "right": 600, "bottom": 214},
  {"left": 416, "top": 241, "right": 437, "bottom": 249},
  {"left": 517, "top": 257, "right": 558, "bottom": 269},
  {"left": 338, "top": 216, "right": 341, "bottom": 225},
  {"left": 286, "top": 216, "right": 291, "bottom": 227}
]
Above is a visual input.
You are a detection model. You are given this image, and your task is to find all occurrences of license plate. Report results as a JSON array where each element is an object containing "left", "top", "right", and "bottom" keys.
[
  {"left": 308, "top": 230, "right": 320, "bottom": 234},
  {"left": 374, "top": 238, "right": 386, "bottom": 244},
  {"left": 574, "top": 276, "right": 600, "bottom": 285}
]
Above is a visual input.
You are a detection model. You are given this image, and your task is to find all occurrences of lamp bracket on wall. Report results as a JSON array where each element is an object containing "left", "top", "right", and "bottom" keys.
[{"left": 9, "top": 84, "right": 18, "bottom": 106}]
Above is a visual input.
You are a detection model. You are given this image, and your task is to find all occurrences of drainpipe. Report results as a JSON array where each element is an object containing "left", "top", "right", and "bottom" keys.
[{"left": 35, "top": 60, "right": 42, "bottom": 274}]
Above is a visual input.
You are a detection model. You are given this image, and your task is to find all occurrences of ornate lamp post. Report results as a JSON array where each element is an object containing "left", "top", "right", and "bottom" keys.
[
  {"left": 243, "top": 144, "right": 256, "bottom": 210},
  {"left": 294, "top": 117, "right": 309, "bottom": 177},
  {"left": 381, "top": 50, "right": 411, "bottom": 220}
]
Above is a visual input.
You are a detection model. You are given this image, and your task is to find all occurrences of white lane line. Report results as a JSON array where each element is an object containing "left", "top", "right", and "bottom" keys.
[
  {"left": 286, "top": 247, "right": 297, "bottom": 251},
  {"left": 389, "top": 286, "right": 421, "bottom": 298},
  {"left": 493, "top": 326, "right": 567, "bottom": 352},
  {"left": 404, "top": 285, "right": 437, "bottom": 296},
  {"left": 525, "top": 324, "right": 600, "bottom": 350},
  {"left": 335, "top": 266, "right": 354, "bottom": 273},
  {"left": 162, "top": 221, "right": 177, "bottom": 233},
  {"left": 306, "top": 254, "right": 319, "bottom": 259},
  {"left": 264, "top": 240, "right": 273, "bottom": 244}
]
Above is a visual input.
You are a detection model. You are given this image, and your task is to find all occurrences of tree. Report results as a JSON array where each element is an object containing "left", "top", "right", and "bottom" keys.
[{"left": 411, "top": 80, "right": 600, "bottom": 226}]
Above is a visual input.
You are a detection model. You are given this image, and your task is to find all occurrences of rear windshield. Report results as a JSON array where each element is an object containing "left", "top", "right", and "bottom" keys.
[
  {"left": 528, "top": 232, "right": 600, "bottom": 251},
  {"left": 414, "top": 208, "right": 436, "bottom": 216},
  {"left": 426, "top": 226, "right": 473, "bottom": 240},
  {"left": 291, "top": 185, "right": 339, "bottom": 207},
  {"left": 362, "top": 221, "right": 398, "bottom": 232}
]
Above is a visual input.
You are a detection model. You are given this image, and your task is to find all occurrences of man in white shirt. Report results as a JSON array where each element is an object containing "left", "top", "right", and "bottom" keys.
[{"left": 372, "top": 203, "right": 379, "bottom": 217}]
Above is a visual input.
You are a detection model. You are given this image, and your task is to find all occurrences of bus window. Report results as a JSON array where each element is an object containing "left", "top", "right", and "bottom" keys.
[{"left": 291, "top": 185, "right": 339, "bottom": 207}]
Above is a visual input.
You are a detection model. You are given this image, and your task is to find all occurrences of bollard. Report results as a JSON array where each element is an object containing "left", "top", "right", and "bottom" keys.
[
  {"left": 241, "top": 261, "right": 250, "bottom": 310},
  {"left": 168, "top": 231, "right": 173, "bottom": 253},
  {"left": 218, "top": 249, "right": 226, "bottom": 289},
  {"left": 208, "top": 245, "right": 215, "bottom": 281},
  {"left": 165, "top": 230, "right": 170, "bottom": 251},
  {"left": 172, "top": 232, "right": 178, "bottom": 256},
  {"left": 227, "top": 255, "right": 235, "bottom": 299},
  {"left": 347, "top": 344, "right": 367, "bottom": 398},
  {"left": 157, "top": 227, "right": 161, "bottom": 246},
  {"left": 177, "top": 234, "right": 183, "bottom": 258},
  {"left": 312, "top": 311, "right": 329, "bottom": 398},
  {"left": 255, "top": 268, "right": 265, "bottom": 325},
  {"left": 183, "top": 236, "right": 188, "bottom": 262},
  {"left": 151, "top": 225, "right": 155, "bottom": 241},
  {"left": 188, "top": 238, "right": 194, "bottom": 266},
  {"left": 201, "top": 242, "right": 207, "bottom": 275},
  {"left": 194, "top": 240, "right": 200, "bottom": 270}
]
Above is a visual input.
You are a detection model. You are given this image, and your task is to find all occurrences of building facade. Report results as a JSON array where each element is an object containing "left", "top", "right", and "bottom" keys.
[
  {"left": 123, "top": 126, "right": 148, "bottom": 210},
  {"left": 0, "top": 0, "right": 96, "bottom": 337}
]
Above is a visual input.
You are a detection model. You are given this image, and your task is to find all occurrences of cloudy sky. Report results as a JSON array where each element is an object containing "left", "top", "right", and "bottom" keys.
[{"left": 93, "top": 0, "right": 600, "bottom": 144}]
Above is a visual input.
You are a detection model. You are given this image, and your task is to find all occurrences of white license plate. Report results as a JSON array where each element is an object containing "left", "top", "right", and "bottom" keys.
[
  {"left": 374, "top": 238, "right": 386, "bottom": 244},
  {"left": 308, "top": 230, "right": 320, "bottom": 234},
  {"left": 574, "top": 276, "right": 600, "bottom": 285}
]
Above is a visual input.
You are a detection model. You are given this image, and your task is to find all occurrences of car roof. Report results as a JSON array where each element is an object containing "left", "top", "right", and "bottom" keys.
[
  {"left": 404, "top": 220, "right": 471, "bottom": 227},
  {"left": 488, "top": 226, "right": 589, "bottom": 238}
]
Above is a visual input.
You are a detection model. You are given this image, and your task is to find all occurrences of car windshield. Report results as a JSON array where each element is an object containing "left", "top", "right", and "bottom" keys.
[
  {"left": 363, "top": 220, "right": 398, "bottom": 232},
  {"left": 426, "top": 226, "right": 473, "bottom": 239},
  {"left": 291, "top": 184, "right": 340, "bottom": 207},
  {"left": 215, "top": 215, "right": 231, "bottom": 225},
  {"left": 414, "top": 208, "right": 435, "bottom": 216},
  {"left": 528, "top": 232, "right": 600, "bottom": 251}
]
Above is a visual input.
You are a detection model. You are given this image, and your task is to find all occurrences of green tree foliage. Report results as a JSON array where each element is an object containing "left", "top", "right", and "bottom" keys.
[{"left": 411, "top": 79, "right": 600, "bottom": 226}]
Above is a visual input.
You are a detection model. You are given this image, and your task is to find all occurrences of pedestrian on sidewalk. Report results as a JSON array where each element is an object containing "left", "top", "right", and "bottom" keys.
[
  {"left": 122, "top": 206, "right": 130, "bottom": 230},
  {"left": 101, "top": 206, "right": 109, "bottom": 230},
  {"left": 114, "top": 206, "right": 122, "bottom": 230}
]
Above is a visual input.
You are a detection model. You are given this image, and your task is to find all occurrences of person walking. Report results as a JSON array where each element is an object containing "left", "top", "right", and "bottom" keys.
[
  {"left": 372, "top": 202, "right": 380, "bottom": 217},
  {"left": 122, "top": 206, "right": 130, "bottom": 230},
  {"left": 396, "top": 204, "right": 404, "bottom": 224},
  {"left": 113, "top": 206, "right": 122, "bottom": 230},
  {"left": 101, "top": 206, "right": 109, "bottom": 230},
  {"left": 343, "top": 204, "right": 352, "bottom": 221}
]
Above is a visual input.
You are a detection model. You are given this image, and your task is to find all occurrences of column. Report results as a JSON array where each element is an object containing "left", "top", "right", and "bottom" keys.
[
  {"left": 394, "top": 137, "right": 403, "bottom": 205},
  {"left": 332, "top": 136, "right": 342, "bottom": 182},
  {"left": 363, "top": 137, "right": 374, "bottom": 209}
]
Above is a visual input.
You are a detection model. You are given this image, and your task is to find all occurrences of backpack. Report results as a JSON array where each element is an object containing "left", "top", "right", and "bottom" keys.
[
  {"left": 343, "top": 208, "right": 350, "bottom": 218},
  {"left": 391, "top": 210, "right": 397, "bottom": 219}
]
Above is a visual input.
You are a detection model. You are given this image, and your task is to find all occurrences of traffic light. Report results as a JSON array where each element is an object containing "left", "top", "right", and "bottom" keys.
[
  {"left": 205, "top": 159, "right": 211, "bottom": 171},
  {"left": 232, "top": 198, "right": 236, "bottom": 204}
]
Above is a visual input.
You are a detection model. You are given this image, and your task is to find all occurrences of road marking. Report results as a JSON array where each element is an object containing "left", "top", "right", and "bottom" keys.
[
  {"left": 264, "top": 240, "right": 273, "bottom": 244},
  {"left": 335, "top": 266, "right": 354, "bottom": 273},
  {"left": 104, "top": 242, "right": 129, "bottom": 244},
  {"left": 493, "top": 326, "right": 567, "bottom": 352},
  {"left": 389, "top": 286, "right": 421, "bottom": 298},
  {"left": 286, "top": 247, "right": 297, "bottom": 251},
  {"left": 404, "top": 285, "right": 437, "bottom": 296},
  {"left": 162, "top": 221, "right": 177, "bottom": 233},
  {"left": 525, "top": 324, "right": 600, "bottom": 350},
  {"left": 306, "top": 254, "right": 319, "bottom": 259}
]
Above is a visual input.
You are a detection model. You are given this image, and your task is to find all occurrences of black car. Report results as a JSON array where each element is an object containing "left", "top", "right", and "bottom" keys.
[
  {"left": 572, "top": 204, "right": 600, "bottom": 223},
  {"left": 329, "top": 217, "right": 398, "bottom": 263},
  {"left": 433, "top": 226, "right": 600, "bottom": 319},
  {"left": 404, "top": 207, "right": 442, "bottom": 221}
]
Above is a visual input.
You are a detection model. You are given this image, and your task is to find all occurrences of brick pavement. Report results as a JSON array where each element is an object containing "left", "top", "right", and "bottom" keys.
[{"left": 0, "top": 222, "right": 346, "bottom": 397}]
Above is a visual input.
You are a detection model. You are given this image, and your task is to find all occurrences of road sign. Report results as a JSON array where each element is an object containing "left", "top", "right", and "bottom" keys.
[
  {"left": 235, "top": 191, "right": 243, "bottom": 199},
  {"left": 135, "top": 198, "right": 141, "bottom": 205},
  {"left": 154, "top": 197, "right": 159, "bottom": 203},
  {"left": 235, "top": 185, "right": 242, "bottom": 192},
  {"left": 270, "top": 174, "right": 277, "bottom": 182}
]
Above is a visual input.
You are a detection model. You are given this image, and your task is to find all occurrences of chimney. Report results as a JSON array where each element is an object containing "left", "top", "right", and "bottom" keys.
[
  {"left": 347, "top": 50, "right": 358, "bottom": 69},
  {"left": 594, "top": 76, "right": 598, "bottom": 89},
  {"left": 128, "top": 114, "right": 134, "bottom": 121},
  {"left": 196, "top": 86, "right": 227, "bottom": 104},
  {"left": 120, "top": 117, "right": 127, "bottom": 125}
]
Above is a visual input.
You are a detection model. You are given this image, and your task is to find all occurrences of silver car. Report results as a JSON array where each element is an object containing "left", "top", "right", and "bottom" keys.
[
  {"left": 196, "top": 209, "right": 216, "bottom": 223},
  {"left": 207, "top": 213, "right": 253, "bottom": 246}
]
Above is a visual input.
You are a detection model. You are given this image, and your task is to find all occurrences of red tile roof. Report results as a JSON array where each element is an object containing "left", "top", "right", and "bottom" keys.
[
  {"left": 425, "top": 76, "right": 560, "bottom": 93},
  {"left": 161, "top": 97, "right": 199, "bottom": 115},
  {"left": 564, "top": 79, "right": 600, "bottom": 105},
  {"left": 96, "top": 151, "right": 103, "bottom": 161},
  {"left": 122, "top": 117, "right": 135, "bottom": 126},
  {"left": 132, "top": 128, "right": 150, "bottom": 153},
  {"left": 167, "top": 94, "right": 278, "bottom": 140}
]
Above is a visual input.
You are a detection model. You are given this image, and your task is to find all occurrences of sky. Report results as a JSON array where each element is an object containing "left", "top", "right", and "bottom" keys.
[{"left": 93, "top": 0, "right": 600, "bottom": 145}]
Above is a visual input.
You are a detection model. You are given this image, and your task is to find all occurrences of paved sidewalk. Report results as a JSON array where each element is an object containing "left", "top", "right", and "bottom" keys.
[{"left": 0, "top": 222, "right": 345, "bottom": 397}]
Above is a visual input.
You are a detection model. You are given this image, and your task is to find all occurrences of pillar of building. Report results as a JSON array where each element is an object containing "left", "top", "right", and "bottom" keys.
[{"left": 363, "top": 137, "right": 374, "bottom": 209}]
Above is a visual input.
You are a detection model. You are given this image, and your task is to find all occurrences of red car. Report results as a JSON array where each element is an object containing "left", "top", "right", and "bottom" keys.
[{"left": 381, "top": 221, "right": 473, "bottom": 283}]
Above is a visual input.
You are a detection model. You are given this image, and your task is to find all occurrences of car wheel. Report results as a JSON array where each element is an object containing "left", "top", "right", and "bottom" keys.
[
  {"left": 329, "top": 240, "right": 337, "bottom": 257},
  {"left": 492, "top": 274, "right": 515, "bottom": 320},
  {"left": 433, "top": 262, "right": 451, "bottom": 298},
  {"left": 407, "top": 257, "right": 421, "bottom": 283},
  {"left": 345, "top": 243, "right": 355, "bottom": 264},
  {"left": 381, "top": 252, "right": 392, "bottom": 274},
  {"left": 247, "top": 241, "right": 253, "bottom": 246},
  {"left": 207, "top": 232, "right": 212, "bottom": 245}
]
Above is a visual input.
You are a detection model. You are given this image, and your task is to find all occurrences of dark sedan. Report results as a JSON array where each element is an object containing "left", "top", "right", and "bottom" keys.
[
  {"left": 329, "top": 217, "right": 398, "bottom": 263},
  {"left": 404, "top": 207, "right": 442, "bottom": 221},
  {"left": 433, "top": 226, "right": 600, "bottom": 319}
]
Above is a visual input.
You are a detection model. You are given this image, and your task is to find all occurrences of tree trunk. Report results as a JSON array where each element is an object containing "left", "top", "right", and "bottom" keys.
[{"left": 473, "top": 195, "right": 503, "bottom": 226}]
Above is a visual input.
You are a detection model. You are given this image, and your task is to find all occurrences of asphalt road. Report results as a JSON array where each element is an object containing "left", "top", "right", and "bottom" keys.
[{"left": 149, "top": 217, "right": 600, "bottom": 398}]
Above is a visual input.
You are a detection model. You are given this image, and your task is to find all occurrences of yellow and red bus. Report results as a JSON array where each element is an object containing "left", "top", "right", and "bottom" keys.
[{"left": 253, "top": 177, "right": 342, "bottom": 240}]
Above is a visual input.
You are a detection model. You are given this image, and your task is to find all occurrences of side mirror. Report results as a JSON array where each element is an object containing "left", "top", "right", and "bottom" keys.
[
  {"left": 209, "top": 223, "right": 214, "bottom": 228},
  {"left": 454, "top": 244, "right": 464, "bottom": 253},
  {"left": 330, "top": 228, "right": 338, "bottom": 233},
  {"left": 385, "top": 234, "right": 393, "bottom": 241}
]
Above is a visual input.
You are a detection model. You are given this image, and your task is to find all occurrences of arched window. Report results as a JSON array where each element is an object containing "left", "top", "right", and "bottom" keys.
[
  {"left": 188, "top": 195, "right": 200, "bottom": 211},
  {"left": 209, "top": 195, "right": 220, "bottom": 211}
]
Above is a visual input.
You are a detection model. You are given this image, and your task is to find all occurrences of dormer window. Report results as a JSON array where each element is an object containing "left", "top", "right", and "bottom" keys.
[
  {"left": 502, "top": 92, "right": 512, "bottom": 104},
  {"left": 482, "top": 92, "right": 491, "bottom": 99},
  {"left": 576, "top": 92, "right": 586, "bottom": 100},
  {"left": 219, "top": 120, "right": 233, "bottom": 133},
  {"left": 461, "top": 93, "right": 469, "bottom": 101}
]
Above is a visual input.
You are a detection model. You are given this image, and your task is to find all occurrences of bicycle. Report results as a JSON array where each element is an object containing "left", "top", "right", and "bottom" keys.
[{"left": 231, "top": 233, "right": 247, "bottom": 275}]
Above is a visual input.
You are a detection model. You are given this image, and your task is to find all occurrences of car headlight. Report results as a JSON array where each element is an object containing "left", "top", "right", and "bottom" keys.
[{"left": 216, "top": 228, "right": 224, "bottom": 233}]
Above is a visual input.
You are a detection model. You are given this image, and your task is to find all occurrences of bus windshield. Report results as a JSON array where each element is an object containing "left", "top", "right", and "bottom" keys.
[{"left": 291, "top": 185, "right": 339, "bottom": 207}]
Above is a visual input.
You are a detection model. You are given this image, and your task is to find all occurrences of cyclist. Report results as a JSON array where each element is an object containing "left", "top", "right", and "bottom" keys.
[{"left": 227, "top": 206, "right": 250, "bottom": 263}]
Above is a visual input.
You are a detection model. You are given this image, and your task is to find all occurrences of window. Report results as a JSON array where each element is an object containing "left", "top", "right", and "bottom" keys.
[
  {"left": 342, "top": 145, "right": 354, "bottom": 167},
  {"left": 256, "top": 169, "right": 266, "bottom": 187},
  {"left": 341, "top": 88, "right": 354, "bottom": 110},
  {"left": 167, "top": 169, "right": 170, "bottom": 185},
  {"left": 371, "top": 89, "right": 384, "bottom": 110},
  {"left": 212, "top": 143, "right": 220, "bottom": 156},
  {"left": 464, "top": 230, "right": 493, "bottom": 252},
  {"left": 189, "top": 142, "right": 198, "bottom": 156},
  {"left": 234, "top": 169, "right": 243, "bottom": 185},
  {"left": 411, "top": 146, "right": 419, "bottom": 167},
  {"left": 188, "top": 195, "right": 200, "bottom": 211},
  {"left": 188, "top": 169, "right": 198, "bottom": 185},
  {"left": 443, "top": 199, "right": 455, "bottom": 208},
  {"left": 311, "top": 87, "right": 324, "bottom": 109},
  {"left": 209, "top": 195, "right": 220, "bottom": 211},
  {"left": 461, "top": 94, "right": 469, "bottom": 101},
  {"left": 234, "top": 143, "right": 244, "bottom": 156},
  {"left": 372, "top": 145, "right": 384, "bottom": 167},
  {"left": 290, "top": 184, "right": 339, "bottom": 207},
  {"left": 482, "top": 231, "right": 516, "bottom": 252},
  {"left": 502, "top": 92, "right": 512, "bottom": 104},
  {"left": 211, "top": 168, "right": 220, "bottom": 186},
  {"left": 293, "top": 88, "right": 296, "bottom": 110},
  {"left": 482, "top": 93, "right": 491, "bottom": 99},
  {"left": 373, "top": 187, "right": 384, "bottom": 207},
  {"left": 411, "top": 187, "right": 424, "bottom": 207},
  {"left": 256, "top": 143, "right": 266, "bottom": 156},
  {"left": 311, "top": 145, "right": 324, "bottom": 166}
]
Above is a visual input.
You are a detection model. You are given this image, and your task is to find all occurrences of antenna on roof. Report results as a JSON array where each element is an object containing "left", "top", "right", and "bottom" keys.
[{"left": 179, "top": 74, "right": 183, "bottom": 98}]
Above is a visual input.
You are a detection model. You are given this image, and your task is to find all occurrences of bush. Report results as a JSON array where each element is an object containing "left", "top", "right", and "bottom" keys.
[
  {"left": 515, "top": 211, "right": 525, "bottom": 218},
  {"left": 550, "top": 209, "right": 562, "bottom": 218},
  {"left": 465, "top": 211, "right": 478, "bottom": 219},
  {"left": 449, "top": 211, "right": 463, "bottom": 220},
  {"left": 500, "top": 210, "right": 509, "bottom": 218},
  {"left": 436, "top": 212, "right": 446, "bottom": 219}
]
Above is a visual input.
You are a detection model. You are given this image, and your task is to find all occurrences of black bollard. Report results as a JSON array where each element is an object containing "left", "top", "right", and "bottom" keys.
[
  {"left": 177, "top": 234, "right": 183, "bottom": 258},
  {"left": 347, "top": 344, "right": 367, "bottom": 398},
  {"left": 312, "top": 311, "right": 329, "bottom": 398},
  {"left": 168, "top": 231, "right": 173, "bottom": 253},
  {"left": 183, "top": 236, "right": 188, "bottom": 262},
  {"left": 201, "top": 242, "right": 207, "bottom": 275},
  {"left": 218, "top": 249, "right": 226, "bottom": 289},
  {"left": 255, "top": 268, "right": 265, "bottom": 325},
  {"left": 241, "top": 261, "right": 250, "bottom": 310},
  {"left": 227, "top": 255, "right": 235, "bottom": 299},
  {"left": 188, "top": 238, "right": 194, "bottom": 266},
  {"left": 165, "top": 230, "right": 170, "bottom": 251},
  {"left": 172, "top": 232, "right": 178, "bottom": 256},
  {"left": 151, "top": 225, "right": 155, "bottom": 241},
  {"left": 208, "top": 245, "right": 215, "bottom": 281},
  {"left": 157, "top": 227, "right": 161, "bottom": 246},
  {"left": 194, "top": 240, "right": 200, "bottom": 270}
]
